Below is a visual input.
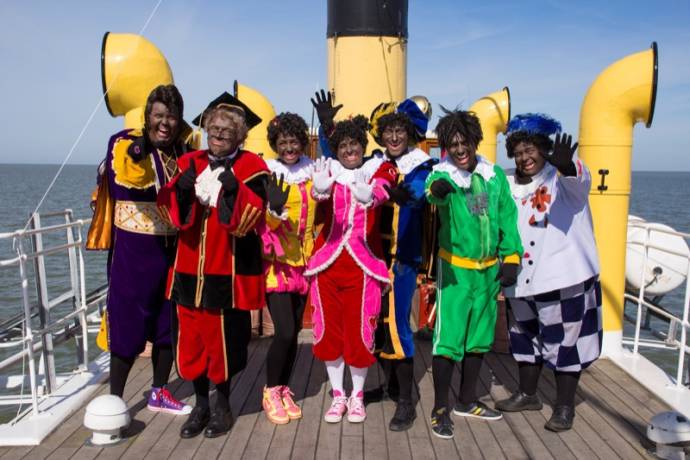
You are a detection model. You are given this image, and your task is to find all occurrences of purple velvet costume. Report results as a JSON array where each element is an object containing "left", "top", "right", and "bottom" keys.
[{"left": 104, "top": 129, "right": 178, "bottom": 358}]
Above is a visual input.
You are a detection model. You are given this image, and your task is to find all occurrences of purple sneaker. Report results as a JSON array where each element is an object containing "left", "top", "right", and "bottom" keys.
[{"left": 148, "top": 387, "right": 192, "bottom": 415}]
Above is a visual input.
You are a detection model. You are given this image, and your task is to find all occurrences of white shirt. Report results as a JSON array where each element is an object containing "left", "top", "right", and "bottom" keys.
[{"left": 503, "top": 160, "right": 600, "bottom": 298}]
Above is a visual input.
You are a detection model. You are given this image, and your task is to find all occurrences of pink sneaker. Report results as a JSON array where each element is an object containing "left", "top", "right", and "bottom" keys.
[
  {"left": 281, "top": 386, "right": 302, "bottom": 420},
  {"left": 147, "top": 387, "right": 192, "bottom": 415},
  {"left": 347, "top": 391, "right": 366, "bottom": 423},
  {"left": 324, "top": 390, "right": 348, "bottom": 423}
]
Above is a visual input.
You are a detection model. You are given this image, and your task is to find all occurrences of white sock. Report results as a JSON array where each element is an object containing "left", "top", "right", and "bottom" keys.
[
  {"left": 325, "top": 357, "right": 345, "bottom": 397},
  {"left": 350, "top": 365, "right": 368, "bottom": 398}
]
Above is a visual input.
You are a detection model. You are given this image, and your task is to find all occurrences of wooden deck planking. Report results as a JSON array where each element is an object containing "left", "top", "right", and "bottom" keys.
[
  {"left": 6, "top": 335, "right": 674, "bottom": 459},
  {"left": 263, "top": 343, "right": 315, "bottom": 460},
  {"left": 533, "top": 360, "right": 649, "bottom": 460},
  {"left": 486, "top": 354, "right": 596, "bottom": 458},
  {"left": 362, "top": 364, "right": 393, "bottom": 460},
  {"left": 411, "top": 341, "right": 461, "bottom": 459},
  {"left": 16, "top": 355, "right": 149, "bottom": 460}
]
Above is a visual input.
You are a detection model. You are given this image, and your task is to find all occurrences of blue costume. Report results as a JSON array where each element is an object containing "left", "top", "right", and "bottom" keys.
[{"left": 376, "top": 148, "right": 436, "bottom": 359}]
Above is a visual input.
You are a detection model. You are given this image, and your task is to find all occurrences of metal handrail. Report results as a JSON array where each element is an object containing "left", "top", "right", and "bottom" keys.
[
  {"left": 625, "top": 221, "right": 690, "bottom": 388},
  {"left": 0, "top": 211, "right": 97, "bottom": 417}
]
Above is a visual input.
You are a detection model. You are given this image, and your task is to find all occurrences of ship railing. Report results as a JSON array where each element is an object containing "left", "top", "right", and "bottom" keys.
[
  {"left": 623, "top": 221, "right": 690, "bottom": 389},
  {"left": 0, "top": 210, "right": 105, "bottom": 421}
]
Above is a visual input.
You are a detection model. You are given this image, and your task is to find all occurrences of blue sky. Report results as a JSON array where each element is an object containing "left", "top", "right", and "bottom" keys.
[{"left": 0, "top": 0, "right": 688, "bottom": 170}]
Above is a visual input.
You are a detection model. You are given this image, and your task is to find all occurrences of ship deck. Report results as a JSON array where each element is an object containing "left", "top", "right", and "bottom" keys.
[{"left": 0, "top": 336, "right": 665, "bottom": 460}]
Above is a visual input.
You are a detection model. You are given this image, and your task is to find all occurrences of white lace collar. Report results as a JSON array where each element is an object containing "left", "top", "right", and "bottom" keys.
[
  {"left": 506, "top": 163, "right": 556, "bottom": 199},
  {"left": 266, "top": 156, "right": 314, "bottom": 184},
  {"left": 433, "top": 154, "right": 495, "bottom": 189},
  {"left": 375, "top": 148, "right": 430, "bottom": 175}
]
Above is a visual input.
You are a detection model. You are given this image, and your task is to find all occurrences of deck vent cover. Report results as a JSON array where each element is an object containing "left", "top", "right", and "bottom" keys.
[
  {"left": 83, "top": 395, "right": 130, "bottom": 446},
  {"left": 647, "top": 411, "right": 690, "bottom": 459}
]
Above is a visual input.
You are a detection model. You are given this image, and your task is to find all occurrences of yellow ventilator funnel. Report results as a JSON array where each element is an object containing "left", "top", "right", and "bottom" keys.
[
  {"left": 469, "top": 87, "right": 511, "bottom": 163},
  {"left": 234, "top": 81, "right": 276, "bottom": 159},
  {"left": 578, "top": 42, "right": 658, "bottom": 355},
  {"left": 100, "top": 32, "right": 174, "bottom": 129}
]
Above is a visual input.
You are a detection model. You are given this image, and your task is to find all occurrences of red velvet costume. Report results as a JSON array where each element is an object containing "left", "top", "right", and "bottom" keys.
[{"left": 158, "top": 149, "right": 268, "bottom": 384}]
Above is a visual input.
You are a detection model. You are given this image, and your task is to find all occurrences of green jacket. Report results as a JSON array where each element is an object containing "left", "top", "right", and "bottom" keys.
[{"left": 425, "top": 156, "right": 522, "bottom": 264}]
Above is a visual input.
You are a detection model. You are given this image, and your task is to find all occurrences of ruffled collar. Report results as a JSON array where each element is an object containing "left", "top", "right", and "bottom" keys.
[
  {"left": 506, "top": 163, "right": 556, "bottom": 199},
  {"left": 375, "top": 148, "right": 430, "bottom": 175},
  {"left": 433, "top": 154, "right": 495, "bottom": 189},
  {"left": 329, "top": 155, "right": 383, "bottom": 185},
  {"left": 266, "top": 156, "right": 314, "bottom": 184}
]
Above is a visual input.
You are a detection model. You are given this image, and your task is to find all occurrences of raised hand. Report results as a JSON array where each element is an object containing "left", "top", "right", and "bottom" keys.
[
  {"left": 545, "top": 132, "right": 578, "bottom": 176},
  {"left": 310, "top": 89, "right": 343, "bottom": 129},
  {"left": 495, "top": 262, "right": 519, "bottom": 287},
  {"left": 312, "top": 157, "right": 335, "bottom": 194},
  {"left": 218, "top": 169, "right": 238, "bottom": 194},
  {"left": 429, "top": 178, "right": 454, "bottom": 199},
  {"left": 384, "top": 182, "right": 413, "bottom": 206},
  {"left": 351, "top": 169, "right": 374, "bottom": 204},
  {"left": 267, "top": 173, "right": 291, "bottom": 214},
  {"left": 177, "top": 162, "right": 197, "bottom": 191}
]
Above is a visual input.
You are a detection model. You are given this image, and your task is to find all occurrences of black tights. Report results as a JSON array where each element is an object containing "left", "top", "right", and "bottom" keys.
[
  {"left": 265, "top": 293, "right": 306, "bottom": 387},
  {"left": 389, "top": 358, "right": 414, "bottom": 401},
  {"left": 432, "top": 353, "right": 484, "bottom": 410},
  {"left": 192, "top": 376, "right": 231, "bottom": 412},
  {"left": 109, "top": 344, "right": 174, "bottom": 397},
  {"left": 518, "top": 362, "right": 580, "bottom": 407}
]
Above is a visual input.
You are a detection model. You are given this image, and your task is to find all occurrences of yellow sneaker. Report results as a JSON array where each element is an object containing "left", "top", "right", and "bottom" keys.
[{"left": 262, "top": 385, "right": 290, "bottom": 424}]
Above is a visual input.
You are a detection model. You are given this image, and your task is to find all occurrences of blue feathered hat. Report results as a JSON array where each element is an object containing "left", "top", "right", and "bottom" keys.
[
  {"left": 370, "top": 98, "right": 429, "bottom": 142},
  {"left": 506, "top": 113, "right": 561, "bottom": 137}
]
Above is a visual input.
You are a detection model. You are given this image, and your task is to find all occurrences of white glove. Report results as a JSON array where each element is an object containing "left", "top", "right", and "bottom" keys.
[
  {"left": 351, "top": 169, "right": 374, "bottom": 204},
  {"left": 312, "top": 157, "right": 335, "bottom": 195}
]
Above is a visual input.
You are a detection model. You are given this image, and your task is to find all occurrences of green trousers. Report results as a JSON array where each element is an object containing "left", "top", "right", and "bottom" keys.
[{"left": 432, "top": 258, "right": 500, "bottom": 361}]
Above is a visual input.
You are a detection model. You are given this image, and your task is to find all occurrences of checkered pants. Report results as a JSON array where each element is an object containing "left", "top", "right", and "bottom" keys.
[{"left": 506, "top": 276, "right": 602, "bottom": 372}]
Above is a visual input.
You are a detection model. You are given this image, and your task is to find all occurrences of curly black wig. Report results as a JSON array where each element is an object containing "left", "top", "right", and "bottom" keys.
[
  {"left": 144, "top": 84, "right": 184, "bottom": 125},
  {"left": 328, "top": 115, "right": 369, "bottom": 153},
  {"left": 435, "top": 106, "right": 483, "bottom": 151},
  {"left": 374, "top": 112, "right": 418, "bottom": 145},
  {"left": 505, "top": 131, "right": 553, "bottom": 158},
  {"left": 267, "top": 112, "right": 309, "bottom": 152}
]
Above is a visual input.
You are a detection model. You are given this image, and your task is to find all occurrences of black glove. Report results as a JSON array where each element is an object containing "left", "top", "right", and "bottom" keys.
[
  {"left": 495, "top": 263, "right": 519, "bottom": 287},
  {"left": 126, "top": 137, "right": 148, "bottom": 162},
  {"left": 267, "top": 173, "right": 291, "bottom": 214},
  {"left": 176, "top": 162, "right": 197, "bottom": 192},
  {"left": 545, "top": 133, "right": 578, "bottom": 176},
  {"left": 384, "top": 182, "right": 413, "bottom": 206},
  {"left": 310, "top": 89, "right": 343, "bottom": 131},
  {"left": 429, "top": 179, "right": 454, "bottom": 200},
  {"left": 218, "top": 169, "right": 238, "bottom": 194}
]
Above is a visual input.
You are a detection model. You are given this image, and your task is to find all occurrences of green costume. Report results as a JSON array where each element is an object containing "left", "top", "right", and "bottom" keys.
[{"left": 425, "top": 155, "right": 522, "bottom": 361}]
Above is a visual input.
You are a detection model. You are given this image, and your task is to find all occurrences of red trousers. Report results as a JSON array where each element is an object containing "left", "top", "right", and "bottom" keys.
[
  {"left": 173, "top": 304, "right": 251, "bottom": 384},
  {"left": 311, "top": 251, "right": 380, "bottom": 368}
]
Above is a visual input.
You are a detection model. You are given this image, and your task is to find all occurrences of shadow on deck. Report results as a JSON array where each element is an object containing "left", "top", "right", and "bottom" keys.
[{"left": 1, "top": 335, "right": 663, "bottom": 459}]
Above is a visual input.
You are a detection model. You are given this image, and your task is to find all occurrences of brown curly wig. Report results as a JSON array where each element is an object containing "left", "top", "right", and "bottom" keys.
[
  {"left": 328, "top": 115, "right": 369, "bottom": 153},
  {"left": 267, "top": 112, "right": 309, "bottom": 152},
  {"left": 374, "top": 112, "right": 418, "bottom": 146}
]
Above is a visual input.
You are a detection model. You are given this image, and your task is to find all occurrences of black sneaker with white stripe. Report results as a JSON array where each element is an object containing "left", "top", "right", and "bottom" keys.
[{"left": 452, "top": 401, "right": 503, "bottom": 420}]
